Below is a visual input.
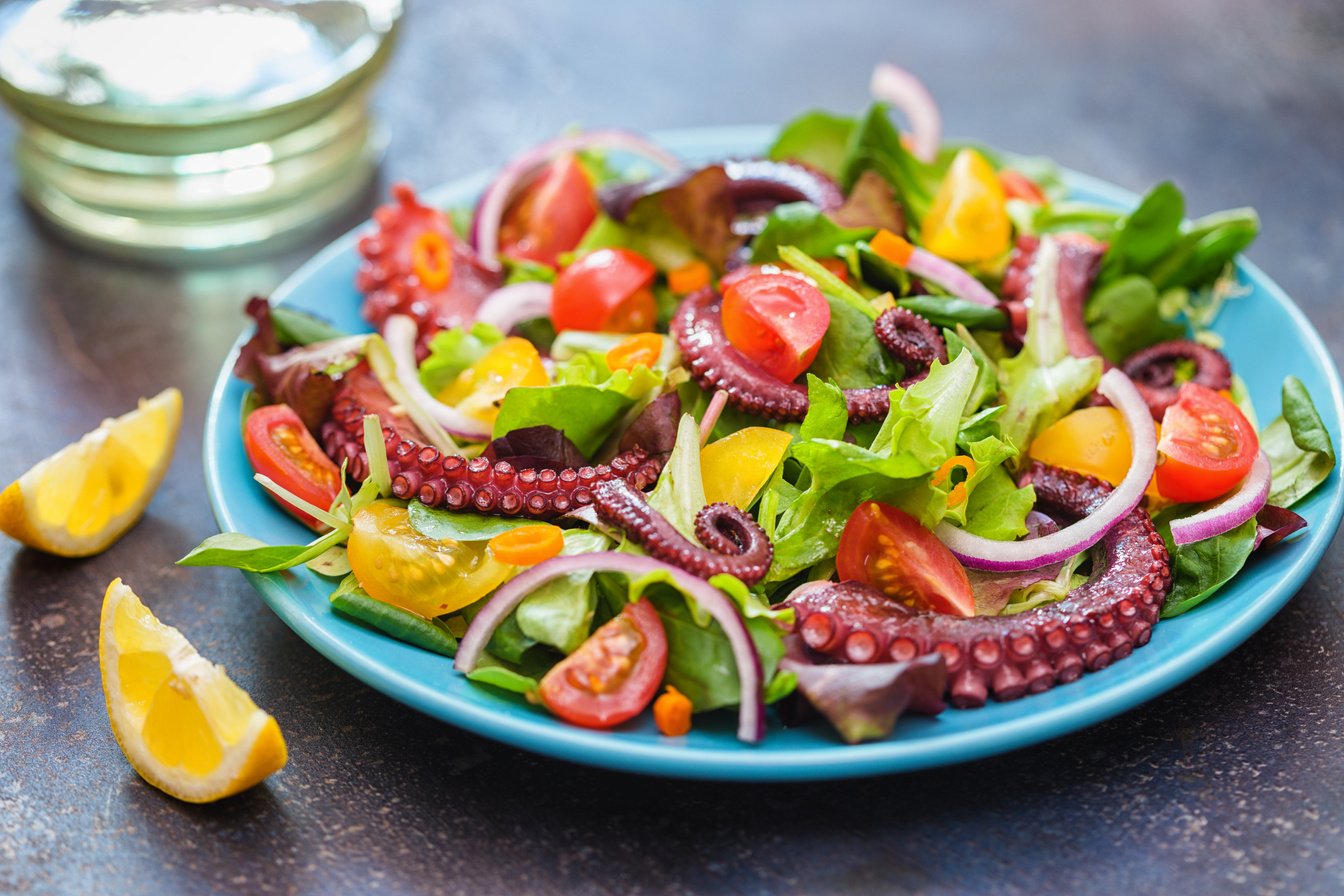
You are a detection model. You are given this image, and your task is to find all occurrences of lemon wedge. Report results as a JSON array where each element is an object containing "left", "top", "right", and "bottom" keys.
[
  {"left": 99, "top": 579, "right": 287, "bottom": 803},
  {"left": 0, "top": 387, "right": 181, "bottom": 557}
]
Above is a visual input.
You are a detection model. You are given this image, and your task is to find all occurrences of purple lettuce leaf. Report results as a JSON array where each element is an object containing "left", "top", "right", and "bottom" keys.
[
  {"left": 1253, "top": 504, "right": 1309, "bottom": 551},
  {"left": 482, "top": 425, "right": 589, "bottom": 471},
  {"left": 780, "top": 652, "right": 946, "bottom": 744},
  {"left": 618, "top": 391, "right": 681, "bottom": 459}
]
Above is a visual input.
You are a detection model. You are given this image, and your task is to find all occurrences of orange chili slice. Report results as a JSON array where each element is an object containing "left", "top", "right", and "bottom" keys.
[
  {"left": 931, "top": 455, "right": 978, "bottom": 508},
  {"left": 605, "top": 333, "right": 664, "bottom": 372},
  {"left": 668, "top": 260, "right": 711, "bottom": 294},
  {"left": 487, "top": 524, "right": 565, "bottom": 566},
  {"left": 411, "top": 231, "right": 453, "bottom": 291}
]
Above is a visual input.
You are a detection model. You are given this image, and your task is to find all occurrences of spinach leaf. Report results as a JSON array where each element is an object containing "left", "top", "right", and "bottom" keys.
[
  {"left": 768, "top": 110, "right": 855, "bottom": 180},
  {"left": 270, "top": 306, "right": 347, "bottom": 346},
  {"left": 493, "top": 385, "right": 634, "bottom": 456},
  {"left": 750, "top": 202, "right": 874, "bottom": 264},
  {"left": 1100, "top": 181, "right": 1184, "bottom": 281},
  {"left": 808, "top": 294, "right": 903, "bottom": 389},
  {"left": 407, "top": 502, "right": 545, "bottom": 541},
  {"left": 178, "top": 530, "right": 346, "bottom": 574},
  {"left": 1149, "top": 208, "right": 1260, "bottom": 291},
  {"left": 1159, "top": 517, "right": 1258, "bottom": 618},
  {"left": 839, "top": 103, "right": 942, "bottom": 227},
  {"left": 1264, "top": 376, "right": 1337, "bottom": 507},
  {"left": 1085, "top": 274, "right": 1186, "bottom": 363}
]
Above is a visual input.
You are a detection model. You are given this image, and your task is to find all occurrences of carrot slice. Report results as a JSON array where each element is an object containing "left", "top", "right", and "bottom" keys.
[{"left": 487, "top": 524, "right": 565, "bottom": 566}]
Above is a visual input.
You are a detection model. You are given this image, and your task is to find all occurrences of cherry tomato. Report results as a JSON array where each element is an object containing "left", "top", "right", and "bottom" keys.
[
  {"left": 243, "top": 404, "right": 342, "bottom": 531},
  {"left": 436, "top": 336, "right": 549, "bottom": 425},
  {"left": 1030, "top": 406, "right": 1162, "bottom": 500},
  {"left": 998, "top": 170, "right": 1048, "bottom": 205},
  {"left": 498, "top": 154, "right": 598, "bottom": 268},
  {"left": 551, "top": 248, "right": 658, "bottom": 332},
  {"left": 347, "top": 500, "right": 510, "bottom": 618},
  {"left": 539, "top": 598, "right": 668, "bottom": 729},
  {"left": 920, "top": 148, "right": 1010, "bottom": 262},
  {"left": 1156, "top": 383, "right": 1259, "bottom": 503},
  {"left": 836, "top": 500, "right": 975, "bottom": 618},
  {"left": 720, "top": 272, "right": 831, "bottom": 382},
  {"left": 719, "top": 263, "right": 814, "bottom": 291}
]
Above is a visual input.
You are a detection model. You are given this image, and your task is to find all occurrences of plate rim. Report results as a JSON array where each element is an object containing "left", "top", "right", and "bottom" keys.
[{"left": 203, "top": 125, "right": 1344, "bottom": 780}]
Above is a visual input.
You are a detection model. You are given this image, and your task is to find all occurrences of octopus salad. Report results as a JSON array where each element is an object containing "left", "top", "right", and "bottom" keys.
[{"left": 188, "top": 65, "right": 1335, "bottom": 745}]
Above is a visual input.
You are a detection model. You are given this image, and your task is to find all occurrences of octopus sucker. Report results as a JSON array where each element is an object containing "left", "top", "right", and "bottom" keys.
[
  {"left": 783, "top": 463, "right": 1173, "bottom": 707},
  {"left": 671, "top": 288, "right": 944, "bottom": 423},
  {"left": 319, "top": 375, "right": 664, "bottom": 520},
  {"left": 1121, "top": 339, "right": 1234, "bottom": 419},
  {"left": 591, "top": 479, "right": 774, "bottom": 585}
]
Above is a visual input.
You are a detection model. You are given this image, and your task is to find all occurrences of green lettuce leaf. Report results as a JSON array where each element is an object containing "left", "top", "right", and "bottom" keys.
[
  {"left": 645, "top": 414, "right": 709, "bottom": 543},
  {"left": 514, "top": 531, "right": 612, "bottom": 654},
  {"left": 417, "top": 322, "right": 505, "bottom": 394},
  {"left": 998, "top": 239, "right": 1103, "bottom": 452},
  {"left": 750, "top": 202, "right": 874, "bottom": 264}
]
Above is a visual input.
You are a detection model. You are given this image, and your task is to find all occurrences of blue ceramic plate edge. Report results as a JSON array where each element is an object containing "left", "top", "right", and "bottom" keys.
[{"left": 201, "top": 127, "right": 1344, "bottom": 781}]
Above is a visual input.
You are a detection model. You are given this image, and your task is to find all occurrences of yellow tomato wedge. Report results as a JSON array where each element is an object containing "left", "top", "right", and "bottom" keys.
[
  {"left": 700, "top": 427, "right": 794, "bottom": 509},
  {"left": 0, "top": 388, "right": 181, "bottom": 557},
  {"left": 919, "top": 148, "right": 1011, "bottom": 263},
  {"left": 436, "top": 337, "right": 548, "bottom": 425},
  {"left": 99, "top": 579, "right": 287, "bottom": 803},
  {"left": 1029, "top": 407, "right": 1161, "bottom": 499},
  {"left": 347, "top": 500, "right": 511, "bottom": 618}
]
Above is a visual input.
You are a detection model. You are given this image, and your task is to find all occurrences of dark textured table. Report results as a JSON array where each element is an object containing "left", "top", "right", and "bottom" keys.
[{"left": 4, "top": 1, "right": 1344, "bottom": 893}]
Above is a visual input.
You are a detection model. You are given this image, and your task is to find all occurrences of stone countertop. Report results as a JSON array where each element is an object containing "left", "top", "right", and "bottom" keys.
[{"left": 3, "top": 1, "right": 1343, "bottom": 893}]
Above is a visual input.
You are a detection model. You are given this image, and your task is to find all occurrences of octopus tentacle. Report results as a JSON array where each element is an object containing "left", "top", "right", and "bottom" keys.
[
  {"left": 356, "top": 183, "right": 501, "bottom": 352},
  {"left": 319, "top": 379, "right": 663, "bottom": 520},
  {"left": 1121, "top": 339, "right": 1233, "bottom": 419},
  {"left": 671, "top": 287, "right": 895, "bottom": 423},
  {"left": 873, "top": 307, "right": 948, "bottom": 386},
  {"left": 784, "top": 463, "right": 1172, "bottom": 708},
  {"left": 592, "top": 479, "right": 773, "bottom": 585},
  {"left": 1001, "top": 233, "right": 1106, "bottom": 361}
]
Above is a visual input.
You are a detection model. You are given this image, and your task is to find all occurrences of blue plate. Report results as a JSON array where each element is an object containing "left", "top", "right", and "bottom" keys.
[{"left": 204, "top": 126, "right": 1344, "bottom": 780}]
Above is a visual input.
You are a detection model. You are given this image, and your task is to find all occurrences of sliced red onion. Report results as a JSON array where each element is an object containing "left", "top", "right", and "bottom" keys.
[
  {"left": 471, "top": 130, "right": 682, "bottom": 269},
  {"left": 474, "top": 281, "right": 553, "bottom": 334},
  {"left": 455, "top": 552, "right": 766, "bottom": 743},
  {"left": 1170, "top": 451, "right": 1271, "bottom": 546},
  {"left": 905, "top": 244, "right": 1001, "bottom": 308},
  {"left": 699, "top": 390, "right": 728, "bottom": 446},
  {"left": 935, "top": 368, "right": 1157, "bottom": 571},
  {"left": 869, "top": 62, "right": 942, "bottom": 164},
  {"left": 382, "top": 314, "right": 492, "bottom": 442}
]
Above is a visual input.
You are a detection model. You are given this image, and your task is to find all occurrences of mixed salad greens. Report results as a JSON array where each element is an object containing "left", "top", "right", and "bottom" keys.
[{"left": 186, "top": 65, "right": 1336, "bottom": 746}]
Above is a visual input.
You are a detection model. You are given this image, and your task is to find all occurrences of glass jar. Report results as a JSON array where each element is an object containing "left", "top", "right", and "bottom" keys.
[{"left": 0, "top": 0, "right": 403, "bottom": 263}]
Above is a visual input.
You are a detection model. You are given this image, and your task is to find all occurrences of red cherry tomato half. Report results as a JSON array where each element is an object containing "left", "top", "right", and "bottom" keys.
[
  {"left": 243, "top": 404, "right": 343, "bottom": 531},
  {"left": 998, "top": 170, "right": 1048, "bottom": 205},
  {"left": 720, "top": 272, "right": 831, "bottom": 382},
  {"left": 539, "top": 598, "right": 668, "bottom": 729},
  {"left": 718, "top": 263, "right": 814, "bottom": 291},
  {"left": 498, "top": 154, "right": 598, "bottom": 268},
  {"left": 551, "top": 247, "right": 658, "bottom": 333},
  {"left": 1156, "top": 383, "right": 1259, "bottom": 503},
  {"left": 836, "top": 500, "right": 975, "bottom": 618}
]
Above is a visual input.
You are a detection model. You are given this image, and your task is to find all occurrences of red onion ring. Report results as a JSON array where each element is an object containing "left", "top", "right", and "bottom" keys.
[
  {"left": 454, "top": 552, "right": 766, "bottom": 743},
  {"left": 1170, "top": 451, "right": 1271, "bottom": 546},
  {"left": 699, "top": 390, "right": 728, "bottom": 446},
  {"left": 882, "top": 232, "right": 1000, "bottom": 308},
  {"left": 869, "top": 62, "right": 942, "bottom": 164},
  {"left": 935, "top": 368, "right": 1157, "bottom": 571},
  {"left": 471, "top": 131, "right": 682, "bottom": 269},
  {"left": 474, "top": 281, "right": 553, "bottom": 334},
  {"left": 383, "top": 314, "right": 492, "bottom": 442}
]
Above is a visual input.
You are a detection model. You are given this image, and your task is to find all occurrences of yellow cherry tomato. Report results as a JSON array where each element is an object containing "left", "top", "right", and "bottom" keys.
[
  {"left": 1029, "top": 407, "right": 1161, "bottom": 499},
  {"left": 700, "top": 427, "right": 794, "bottom": 509},
  {"left": 919, "top": 148, "right": 1011, "bottom": 263},
  {"left": 436, "top": 337, "right": 548, "bottom": 425},
  {"left": 347, "top": 500, "right": 510, "bottom": 618}
]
